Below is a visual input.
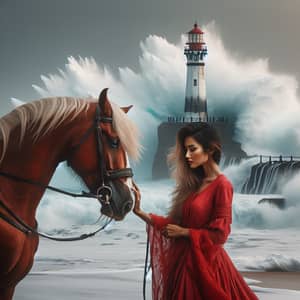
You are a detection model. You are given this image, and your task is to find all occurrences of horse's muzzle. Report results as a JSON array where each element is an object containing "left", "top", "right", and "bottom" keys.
[{"left": 99, "top": 180, "right": 133, "bottom": 220}]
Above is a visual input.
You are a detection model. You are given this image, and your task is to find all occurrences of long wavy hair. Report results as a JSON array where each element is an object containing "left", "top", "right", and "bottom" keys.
[{"left": 167, "top": 122, "right": 222, "bottom": 221}]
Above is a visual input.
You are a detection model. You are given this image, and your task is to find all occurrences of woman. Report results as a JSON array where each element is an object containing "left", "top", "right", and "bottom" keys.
[{"left": 132, "top": 123, "right": 259, "bottom": 300}]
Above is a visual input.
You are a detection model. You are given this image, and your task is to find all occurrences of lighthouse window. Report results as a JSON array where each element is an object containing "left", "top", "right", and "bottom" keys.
[{"left": 193, "top": 79, "right": 197, "bottom": 86}]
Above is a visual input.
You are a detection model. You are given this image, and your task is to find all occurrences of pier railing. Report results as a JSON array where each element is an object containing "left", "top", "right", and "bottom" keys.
[{"left": 254, "top": 155, "right": 300, "bottom": 163}]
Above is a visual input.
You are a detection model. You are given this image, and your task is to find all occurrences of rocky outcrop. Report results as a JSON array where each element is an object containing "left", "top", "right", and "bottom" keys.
[{"left": 258, "top": 197, "right": 286, "bottom": 209}]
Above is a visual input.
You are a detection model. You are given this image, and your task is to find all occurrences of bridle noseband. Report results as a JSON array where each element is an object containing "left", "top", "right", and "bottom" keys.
[{"left": 0, "top": 103, "right": 134, "bottom": 240}]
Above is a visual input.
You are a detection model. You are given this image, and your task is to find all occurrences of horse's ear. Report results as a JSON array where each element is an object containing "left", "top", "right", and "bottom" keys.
[
  {"left": 98, "top": 88, "right": 111, "bottom": 114},
  {"left": 121, "top": 105, "right": 133, "bottom": 114}
]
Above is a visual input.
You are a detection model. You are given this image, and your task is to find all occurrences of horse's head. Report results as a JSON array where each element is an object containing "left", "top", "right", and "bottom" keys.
[{"left": 66, "top": 89, "right": 140, "bottom": 221}]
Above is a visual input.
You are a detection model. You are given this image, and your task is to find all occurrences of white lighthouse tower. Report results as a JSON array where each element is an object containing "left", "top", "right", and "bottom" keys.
[{"left": 184, "top": 23, "right": 208, "bottom": 121}]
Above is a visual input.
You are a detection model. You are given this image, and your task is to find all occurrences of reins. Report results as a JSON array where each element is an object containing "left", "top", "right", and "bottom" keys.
[
  {"left": 143, "top": 233, "right": 151, "bottom": 300},
  {"left": 0, "top": 170, "right": 113, "bottom": 241},
  {"left": 0, "top": 170, "right": 102, "bottom": 199},
  {"left": 0, "top": 193, "right": 112, "bottom": 241}
]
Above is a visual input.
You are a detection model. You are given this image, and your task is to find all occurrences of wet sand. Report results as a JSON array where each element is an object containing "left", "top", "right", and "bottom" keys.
[{"left": 241, "top": 271, "right": 300, "bottom": 291}]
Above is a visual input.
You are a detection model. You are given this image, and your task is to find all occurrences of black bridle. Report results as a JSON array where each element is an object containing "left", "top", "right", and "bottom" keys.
[
  {"left": 0, "top": 103, "right": 134, "bottom": 241},
  {"left": 68, "top": 104, "right": 134, "bottom": 205}
]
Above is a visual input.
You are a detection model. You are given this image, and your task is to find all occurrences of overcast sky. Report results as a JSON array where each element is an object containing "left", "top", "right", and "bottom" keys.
[{"left": 0, "top": 0, "right": 299, "bottom": 114}]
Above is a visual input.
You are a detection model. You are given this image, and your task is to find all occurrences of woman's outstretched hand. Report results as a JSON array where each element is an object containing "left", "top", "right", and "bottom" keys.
[
  {"left": 131, "top": 185, "right": 141, "bottom": 214},
  {"left": 131, "top": 185, "right": 153, "bottom": 224},
  {"left": 162, "top": 224, "right": 189, "bottom": 238}
]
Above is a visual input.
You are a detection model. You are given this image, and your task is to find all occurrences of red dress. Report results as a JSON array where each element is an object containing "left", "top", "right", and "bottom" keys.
[{"left": 148, "top": 174, "right": 259, "bottom": 300}]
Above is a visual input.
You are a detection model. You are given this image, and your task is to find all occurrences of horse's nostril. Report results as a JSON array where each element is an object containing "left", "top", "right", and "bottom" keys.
[{"left": 123, "top": 201, "right": 133, "bottom": 213}]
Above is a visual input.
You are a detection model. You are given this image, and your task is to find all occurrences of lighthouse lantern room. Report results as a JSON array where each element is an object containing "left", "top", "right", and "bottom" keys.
[{"left": 184, "top": 23, "right": 208, "bottom": 121}]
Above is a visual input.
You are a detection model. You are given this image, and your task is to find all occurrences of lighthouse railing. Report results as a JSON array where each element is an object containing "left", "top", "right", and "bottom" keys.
[{"left": 167, "top": 115, "right": 229, "bottom": 123}]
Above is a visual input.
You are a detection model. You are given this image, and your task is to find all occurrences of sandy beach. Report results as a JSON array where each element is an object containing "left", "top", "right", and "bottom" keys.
[
  {"left": 14, "top": 271, "right": 144, "bottom": 300},
  {"left": 14, "top": 270, "right": 300, "bottom": 300}
]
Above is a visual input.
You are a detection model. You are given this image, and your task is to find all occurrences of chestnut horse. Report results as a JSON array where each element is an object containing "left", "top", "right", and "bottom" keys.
[{"left": 0, "top": 88, "right": 141, "bottom": 299}]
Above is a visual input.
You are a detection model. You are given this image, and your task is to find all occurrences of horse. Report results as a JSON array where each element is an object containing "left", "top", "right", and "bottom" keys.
[{"left": 0, "top": 88, "right": 142, "bottom": 300}]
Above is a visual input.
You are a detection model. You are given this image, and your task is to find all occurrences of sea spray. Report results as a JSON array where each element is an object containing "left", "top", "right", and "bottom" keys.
[{"left": 26, "top": 22, "right": 300, "bottom": 180}]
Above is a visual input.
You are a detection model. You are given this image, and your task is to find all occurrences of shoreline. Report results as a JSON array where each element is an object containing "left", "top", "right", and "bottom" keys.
[{"left": 241, "top": 271, "right": 300, "bottom": 291}]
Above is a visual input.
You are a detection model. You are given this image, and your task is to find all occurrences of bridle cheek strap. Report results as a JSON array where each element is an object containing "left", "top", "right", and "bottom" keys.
[{"left": 92, "top": 105, "right": 134, "bottom": 202}]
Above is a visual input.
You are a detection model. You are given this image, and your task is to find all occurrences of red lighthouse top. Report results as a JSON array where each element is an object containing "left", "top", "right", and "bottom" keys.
[
  {"left": 185, "top": 23, "right": 206, "bottom": 51},
  {"left": 188, "top": 23, "right": 204, "bottom": 34}
]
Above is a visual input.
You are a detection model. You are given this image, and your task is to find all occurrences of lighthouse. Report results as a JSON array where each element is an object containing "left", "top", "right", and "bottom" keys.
[
  {"left": 184, "top": 23, "right": 208, "bottom": 121},
  {"left": 152, "top": 24, "right": 247, "bottom": 179}
]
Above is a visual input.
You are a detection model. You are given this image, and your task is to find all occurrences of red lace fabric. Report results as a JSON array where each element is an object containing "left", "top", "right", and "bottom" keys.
[{"left": 147, "top": 175, "right": 259, "bottom": 300}]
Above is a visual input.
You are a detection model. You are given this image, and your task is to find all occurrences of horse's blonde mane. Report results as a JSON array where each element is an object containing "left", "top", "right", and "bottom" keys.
[
  {"left": 110, "top": 102, "right": 142, "bottom": 161},
  {"left": 0, "top": 97, "right": 91, "bottom": 163},
  {"left": 0, "top": 97, "right": 141, "bottom": 163}
]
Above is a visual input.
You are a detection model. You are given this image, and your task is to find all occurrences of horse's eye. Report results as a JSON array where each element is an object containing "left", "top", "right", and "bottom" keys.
[{"left": 111, "top": 138, "right": 120, "bottom": 149}]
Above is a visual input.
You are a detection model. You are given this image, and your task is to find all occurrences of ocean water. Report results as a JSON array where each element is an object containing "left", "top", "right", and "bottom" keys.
[{"left": 34, "top": 173, "right": 300, "bottom": 274}]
